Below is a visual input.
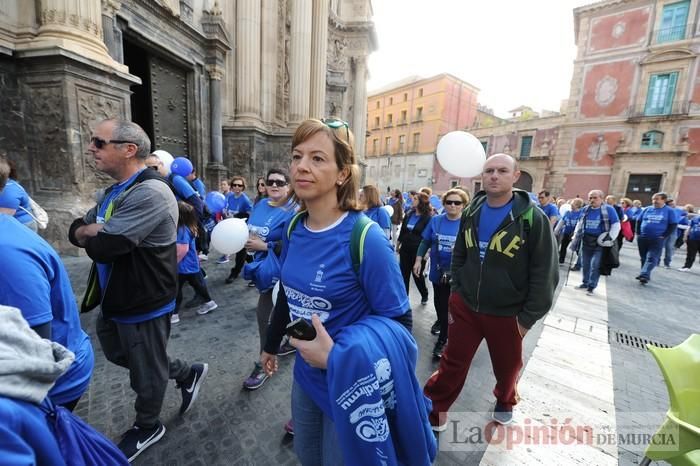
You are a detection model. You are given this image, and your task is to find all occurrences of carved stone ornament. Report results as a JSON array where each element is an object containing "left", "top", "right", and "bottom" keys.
[
  {"left": 595, "top": 76, "right": 618, "bottom": 107},
  {"left": 612, "top": 22, "right": 626, "bottom": 39},
  {"left": 78, "top": 89, "right": 123, "bottom": 182},
  {"left": 588, "top": 138, "right": 608, "bottom": 161}
]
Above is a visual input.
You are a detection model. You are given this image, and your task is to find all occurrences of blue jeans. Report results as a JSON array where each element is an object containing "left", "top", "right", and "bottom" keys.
[
  {"left": 581, "top": 243, "right": 603, "bottom": 290},
  {"left": 291, "top": 381, "right": 344, "bottom": 466},
  {"left": 638, "top": 237, "right": 664, "bottom": 280},
  {"left": 663, "top": 234, "right": 675, "bottom": 266}
]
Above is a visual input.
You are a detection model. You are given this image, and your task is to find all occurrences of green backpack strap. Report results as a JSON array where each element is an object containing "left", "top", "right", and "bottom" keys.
[
  {"left": 350, "top": 214, "right": 373, "bottom": 275},
  {"left": 286, "top": 211, "right": 307, "bottom": 239},
  {"left": 521, "top": 206, "right": 534, "bottom": 234}
]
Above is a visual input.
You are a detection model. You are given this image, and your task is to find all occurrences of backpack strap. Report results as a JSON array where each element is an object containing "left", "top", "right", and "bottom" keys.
[
  {"left": 286, "top": 211, "right": 370, "bottom": 275},
  {"left": 521, "top": 206, "right": 534, "bottom": 235},
  {"left": 350, "top": 214, "right": 373, "bottom": 275}
]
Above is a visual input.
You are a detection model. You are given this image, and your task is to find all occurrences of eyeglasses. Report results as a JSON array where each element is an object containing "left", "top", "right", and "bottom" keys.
[
  {"left": 257, "top": 182, "right": 266, "bottom": 186},
  {"left": 444, "top": 200, "right": 463, "bottom": 206},
  {"left": 266, "top": 179, "right": 288, "bottom": 187},
  {"left": 232, "top": 183, "right": 244, "bottom": 188},
  {"left": 147, "top": 165, "right": 159, "bottom": 171},
  {"left": 90, "top": 136, "right": 137, "bottom": 149},
  {"left": 321, "top": 118, "right": 350, "bottom": 143}
]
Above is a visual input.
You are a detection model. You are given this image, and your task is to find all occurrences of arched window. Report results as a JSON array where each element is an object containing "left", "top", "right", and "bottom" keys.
[
  {"left": 641, "top": 131, "right": 663, "bottom": 149},
  {"left": 514, "top": 171, "right": 533, "bottom": 192}
]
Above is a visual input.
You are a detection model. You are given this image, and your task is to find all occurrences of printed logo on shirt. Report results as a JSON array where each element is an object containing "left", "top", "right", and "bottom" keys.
[
  {"left": 285, "top": 285, "right": 331, "bottom": 322},
  {"left": 468, "top": 228, "right": 522, "bottom": 260},
  {"left": 437, "top": 233, "right": 457, "bottom": 253},
  {"left": 249, "top": 225, "right": 270, "bottom": 239},
  {"left": 314, "top": 264, "right": 325, "bottom": 283}
]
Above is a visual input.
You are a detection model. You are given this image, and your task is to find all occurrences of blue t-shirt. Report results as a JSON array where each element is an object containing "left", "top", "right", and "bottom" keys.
[
  {"left": 626, "top": 206, "right": 641, "bottom": 221},
  {"left": 177, "top": 226, "right": 199, "bottom": 274},
  {"left": 689, "top": 217, "right": 700, "bottom": 240},
  {"left": 248, "top": 198, "right": 296, "bottom": 261},
  {"left": 582, "top": 205, "right": 620, "bottom": 236},
  {"left": 561, "top": 209, "right": 583, "bottom": 235},
  {"left": 96, "top": 170, "right": 175, "bottom": 324},
  {"left": 282, "top": 211, "right": 409, "bottom": 418},
  {"left": 0, "top": 179, "right": 33, "bottom": 224},
  {"left": 171, "top": 174, "right": 197, "bottom": 201},
  {"left": 225, "top": 192, "right": 253, "bottom": 216},
  {"left": 0, "top": 215, "right": 94, "bottom": 405},
  {"left": 540, "top": 202, "right": 559, "bottom": 221},
  {"left": 0, "top": 397, "right": 67, "bottom": 466},
  {"left": 639, "top": 205, "right": 675, "bottom": 238},
  {"left": 365, "top": 206, "right": 391, "bottom": 230},
  {"left": 421, "top": 214, "right": 460, "bottom": 282},
  {"left": 478, "top": 201, "right": 513, "bottom": 261}
]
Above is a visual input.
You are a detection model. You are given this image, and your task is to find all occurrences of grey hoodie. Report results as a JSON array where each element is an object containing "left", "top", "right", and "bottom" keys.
[{"left": 0, "top": 305, "right": 75, "bottom": 404}]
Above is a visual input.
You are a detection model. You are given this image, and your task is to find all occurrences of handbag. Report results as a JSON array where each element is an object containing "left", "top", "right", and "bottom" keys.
[
  {"left": 620, "top": 220, "right": 634, "bottom": 242},
  {"left": 40, "top": 398, "right": 129, "bottom": 466},
  {"left": 18, "top": 197, "right": 49, "bottom": 229}
]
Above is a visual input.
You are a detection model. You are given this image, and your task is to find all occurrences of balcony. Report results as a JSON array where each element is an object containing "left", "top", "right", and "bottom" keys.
[
  {"left": 656, "top": 24, "right": 687, "bottom": 44},
  {"left": 397, "top": 119, "right": 408, "bottom": 126},
  {"left": 626, "top": 101, "right": 689, "bottom": 122}
]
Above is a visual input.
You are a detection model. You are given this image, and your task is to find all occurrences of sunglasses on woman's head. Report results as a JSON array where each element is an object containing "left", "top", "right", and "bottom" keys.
[
  {"left": 321, "top": 118, "right": 350, "bottom": 142},
  {"left": 444, "top": 200, "right": 463, "bottom": 206},
  {"left": 266, "top": 179, "right": 288, "bottom": 187}
]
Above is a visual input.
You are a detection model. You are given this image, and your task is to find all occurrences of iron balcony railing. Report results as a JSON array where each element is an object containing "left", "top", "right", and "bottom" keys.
[
  {"left": 627, "top": 101, "right": 689, "bottom": 120},
  {"left": 656, "top": 24, "right": 688, "bottom": 44}
]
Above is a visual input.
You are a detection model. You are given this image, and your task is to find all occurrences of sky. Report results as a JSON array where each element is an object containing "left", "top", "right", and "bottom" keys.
[{"left": 367, "top": 0, "right": 598, "bottom": 118}]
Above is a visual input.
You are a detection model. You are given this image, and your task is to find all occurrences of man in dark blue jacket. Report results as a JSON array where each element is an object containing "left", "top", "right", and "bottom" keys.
[{"left": 69, "top": 119, "right": 208, "bottom": 462}]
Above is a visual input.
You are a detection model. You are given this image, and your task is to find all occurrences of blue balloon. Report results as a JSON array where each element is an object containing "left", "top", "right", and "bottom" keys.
[
  {"left": 430, "top": 194, "right": 443, "bottom": 211},
  {"left": 171, "top": 157, "right": 193, "bottom": 177},
  {"left": 205, "top": 191, "right": 226, "bottom": 214}
]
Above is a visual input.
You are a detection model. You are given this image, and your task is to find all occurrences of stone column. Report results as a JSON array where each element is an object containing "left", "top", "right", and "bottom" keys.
[
  {"left": 236, "top": 0, "right": 261, "bottom": 121},
  {"left": 289, "top": 0, "right": 313, "bottom": 123},
  {"left": 101, "top": 0, "right": 122, "bottom": 62},
  {"left": 310, "top": 0, "right": 329, "bottom": 119},
  {"left": 260, "top": 0, "right": 278, "bottom": 123},
  {"left": 208, "top": 66, "right": 224, "bottom": 164},
  {"left": 34, "top": 0, "right": 114, "bottom": 65},
  {"left": 353, "top": 56, "right": 368, "bottom": 160}
]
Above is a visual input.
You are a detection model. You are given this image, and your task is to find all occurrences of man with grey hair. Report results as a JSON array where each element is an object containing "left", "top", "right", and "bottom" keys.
[
  {"left": 68, "top": 119, "right": 208, "bottom": 461},
  {"left": 570, "top": 189, "right": 620, "bottom": 295}
]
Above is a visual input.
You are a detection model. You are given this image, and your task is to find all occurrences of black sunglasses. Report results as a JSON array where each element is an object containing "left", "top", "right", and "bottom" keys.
[
  {"left": 266, "top": 179, "right": 288, "bottom": 187},
  {"left": 444, "top": 200, "right": 463, "bottom": 206},
  {"left": 321, "top": 118, "right": 350, "bottom": 142},
  {"left": 232, "top": 183, "right": 244, "bottom": 188},
  {"left": 90, "top": 136, "right": 137, "bottom": 149}
]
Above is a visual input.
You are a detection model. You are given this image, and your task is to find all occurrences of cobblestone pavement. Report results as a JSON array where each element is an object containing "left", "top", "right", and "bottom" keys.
[
  {"left": 62, "top": 240, "right": 697, "bottom": 465},
  {"left": 63, "top": 252, "right": 548, "bottom": 466}
]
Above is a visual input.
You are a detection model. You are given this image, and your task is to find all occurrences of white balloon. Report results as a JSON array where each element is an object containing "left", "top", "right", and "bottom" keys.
[
  {"left": 559, "top": 203, "right": 572, "bottom": 216},
  {"left": 152, "top": 150, "right": 174, "bottom": 174},
  {"left": 436, "top": 131, "right": 486, "bottom": 178},
  {"left": 210, "top": 218, "right": 248, "bottom": 255},
  {"left": 381, "top": 204, "right": 394, "bottom": 216},
  {"left": 271, "top": 280, "right": 280, "bottom": 308}
]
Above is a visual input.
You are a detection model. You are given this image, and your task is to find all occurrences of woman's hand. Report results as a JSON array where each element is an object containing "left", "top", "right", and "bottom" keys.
[
  {"left": 290, "top": 314, "right": 334, "bottom": 369},
  {"left": 260, "top": 351, "right": 278, "bottom": 376},
  {"left": 245, "top": 235, "right": 267, "bottom": 251},
  {"left": 412, "top": 256, "right": 423, "bottom": 277}
]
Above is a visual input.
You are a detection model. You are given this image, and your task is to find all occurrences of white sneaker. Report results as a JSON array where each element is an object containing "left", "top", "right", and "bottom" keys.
[
  {"left": 678, "top": 267, "right": 690, "bottom": 272},
  {"left": 171, "top": 313, "right": 180, "bottom": 324},
  {"left": 198, "top": 253, "right": 208, "bottom": 261},
  {"left": 196, "top": 301, "right": 218, "bottom": 315}
]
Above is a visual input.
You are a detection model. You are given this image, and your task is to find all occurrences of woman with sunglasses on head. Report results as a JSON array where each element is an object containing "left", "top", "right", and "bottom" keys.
[
  {"left": 221, "top": 176, "right": 254, "bottom": 271},
  {"left": 413, "top": 189, "right": 469, "bottom": 359},
  {"left": 398, "top": 191, "right": 433, "bottom": 305},
  {"left": 241, "top": 169, "right": 296, "bottom": 390},
  {"left": 260, "top": 119, "right": 428, "bottom": 465},
  {"left": 254, "top": 177, "right": 267, "bottom": 205},
  {"left": 360, "top": 184, "right": 391, "bottom": 238}
]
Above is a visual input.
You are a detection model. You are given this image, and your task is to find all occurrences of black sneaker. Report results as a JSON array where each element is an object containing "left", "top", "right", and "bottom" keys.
[
  {"left": 570, "top": 266, "right": 581, "bottom": 271},
  {"left": 430, "top": 321, "right": 440, "bottom": 335},
  {"left": 492, "top": 403, "right": 514, "bottom": 425},
  {"left": 118, "top": 422, "right": 166, "bottom": 462},
  {"left": 177, "top": 363, "right": 209, "bottom": 415},
  {"left": 432, "top": 340, "right": 446, "bottom": 359},
  {"left": 639, "top": 277, "right": 649, "bottom": 284},
  {"left": 225, "top": 274, "right": 237, "bottom": 285}
]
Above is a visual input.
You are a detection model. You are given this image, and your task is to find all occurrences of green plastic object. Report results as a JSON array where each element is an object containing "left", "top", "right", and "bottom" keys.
[{"left": 643, "top": 334, "right": 700, "bottom": 465}]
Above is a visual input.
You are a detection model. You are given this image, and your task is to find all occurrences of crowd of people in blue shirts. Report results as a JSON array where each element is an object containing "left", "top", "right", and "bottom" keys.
[{"left": 1, "top": 114, "right": 698, "bottom": 466}]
